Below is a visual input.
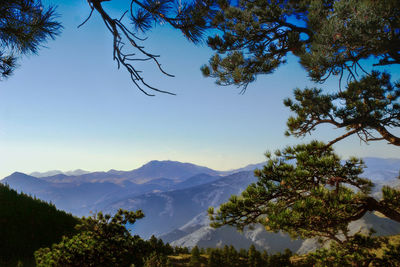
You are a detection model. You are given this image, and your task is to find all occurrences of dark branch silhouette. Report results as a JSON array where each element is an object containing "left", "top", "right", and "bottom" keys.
[{"left": 82, "top": 0, "right": 218, "bottom": 95}]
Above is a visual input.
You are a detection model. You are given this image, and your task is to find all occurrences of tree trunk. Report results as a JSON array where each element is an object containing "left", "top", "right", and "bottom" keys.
[{"left": 365, "top": 197, "right": 400, "bottom": 223}]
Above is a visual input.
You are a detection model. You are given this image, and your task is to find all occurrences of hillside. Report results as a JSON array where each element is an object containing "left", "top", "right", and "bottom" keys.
[
  {"left": 2, "top": 158, "right": 399, "bottom": 255},
  {"left": 0, "top": 183, "right": 79, "bottom": 266}
]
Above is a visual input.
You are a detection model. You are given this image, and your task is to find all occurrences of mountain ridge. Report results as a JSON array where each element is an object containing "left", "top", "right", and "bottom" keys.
[{"left": 2, "top": 158, "right": 399, "bottom": 253}]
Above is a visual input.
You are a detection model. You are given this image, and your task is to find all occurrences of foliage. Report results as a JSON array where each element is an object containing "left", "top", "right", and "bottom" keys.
[
  {"left": 202, "top": 0, "right": 399, "bottom": 89},
  {"left": 189, "top": 245, "right": 201, "bottom": 267},
  {"left": 3, "top": 0, "right": 400, "bottom": 265},
  {"left": 205, "top": 1, "right": 400, "bottom": 265},
  {"left": 285, "top": 71, "right": 400, "bottom": 146},
  {"left": 144, "top": 251, "right": 173, "bottom": 267},
  {"left": 268, "top": 249, "right": 293, "bottom": 267},
  {"left": 197, "top": 245, "right": 293, "bottom": 267},
  {"left": 207, "top": 249, "right": 225, "bottom": 267},
  {"left": 209, "top": 141, "right": 400, "bottom": 265},
  {"left": 0, "top": 0, "right": 61, "bottom": 79},
  {"left": 0, "top": 183, "right": 78, "bottom": 266},
  {"left": 149, "top": 234, "right": 174, "bottom": 255},
  {"left": 201, "top": 0, "right": 400, "bottom": 145},
  {"left": 35, "top": 209, "right": 147, "bottom": 267},
  {"left": 304, "top": 232, "right": 383, "bottom": 266},
  {"left": 379, "top": 242, "right": 400, "bottom": 266},
  {"left": 168, "top": 245, "right": 294, "bottom": 266},
  {"left": 247, "top": 244, "right": 262, "bottom": 267},
  {"left": 301, "top": 232, "right": 400, "bottom": 267},
  {"left": 210, "top": 141, "right": 400, "bottom": 241}
]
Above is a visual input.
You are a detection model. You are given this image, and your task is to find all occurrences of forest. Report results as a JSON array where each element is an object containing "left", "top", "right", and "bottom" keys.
[{"left": 1, "top": 0, "right": 400, "bottom": 266}]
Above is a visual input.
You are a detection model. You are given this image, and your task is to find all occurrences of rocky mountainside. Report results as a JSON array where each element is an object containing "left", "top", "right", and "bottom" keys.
[
  {"left": 2, "top": 158, "right": 399, "bottom": 253},
  {"left": 102, "top": 171, "right": 257, "bottom": 238}
]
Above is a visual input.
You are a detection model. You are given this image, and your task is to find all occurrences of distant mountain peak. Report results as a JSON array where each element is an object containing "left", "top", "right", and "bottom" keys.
[
  {"left": 30, "top": 169, "right": 90, "bottom": 178},
  {"left": 3, "top": 172, "right": 41, "bottom": 181},
  {"left": 10, "top": 171, "right": 28, "bottom": 176},
  {"left": 142, "top": 160, "right": 196, "bottom": 167}
]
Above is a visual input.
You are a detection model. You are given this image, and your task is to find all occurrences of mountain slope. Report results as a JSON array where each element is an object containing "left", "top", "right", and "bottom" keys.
[
  {"left": 158, "top": 158, "right": 400, "bottom": 253},
  {"left": 2, "top": 158, "right": 399, "bottom": 254},
  {"left": 163, "top": 211, "right": 400, "bottom": 254},
  {"left": 1, "top": 172, "right": 123, "bottom": 216},
  {"left": 32, "top": 160, "right": 222, "bottom": 185},
  {"left": 0, "top": 161, "right": 226, "bottom": 216},
  {"left": 117, "top": 160, "right": 221, "bottom": 183},
  {"left": 2, "top": 172, "right": 51, "bottom": 192},
  {"left": 103, "top": 171, "right": 257, "bottom": 238},
  {"left": 0, "top": 183, "right": 78, "bottom": 266}
]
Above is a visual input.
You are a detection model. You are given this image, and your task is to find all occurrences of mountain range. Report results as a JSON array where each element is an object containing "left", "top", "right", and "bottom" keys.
[{"left": 2, "top": 157, "right": 400, "bottom": 253}]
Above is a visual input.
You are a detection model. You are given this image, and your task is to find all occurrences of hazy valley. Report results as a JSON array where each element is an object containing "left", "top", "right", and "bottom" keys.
[{"left": 2, "top": 158, "right": 400, "bottom": 254}]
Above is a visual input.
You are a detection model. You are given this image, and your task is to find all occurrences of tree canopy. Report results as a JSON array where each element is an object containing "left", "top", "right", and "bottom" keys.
[
  {"left": 200, "top": 0, "right": 400, "bottom": 145},
  {"left": 209, "top": 141, "right": 400, "bottom": 239},
  {"left": 2, "top": 0, "right": 400, "bottom": 265},
  {"left": 35, "top": 209, "right": 147, "bottom": 267},
  {"left": 0, "top": 183, "right": 78, "bottom": 266},
  {"left": 206, "top": 0, "right": 400, "bottom": 265},
  {"left": 201, "top": 0, "right": 400, "bottom": 87}
]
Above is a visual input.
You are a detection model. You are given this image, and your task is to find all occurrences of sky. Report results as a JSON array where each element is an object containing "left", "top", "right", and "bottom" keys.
[{"left": 0, "top": 0, "right": 399, "bottom": 178}]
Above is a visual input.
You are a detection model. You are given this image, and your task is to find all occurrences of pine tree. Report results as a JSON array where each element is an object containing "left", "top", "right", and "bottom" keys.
[
  {"left": 202, "top": 0, "right": 399, "bottom": 146},
  {"left": 247, "top": 245, "right": 262, "bottom": 267},
  {"left": 189, "top": 245, "right": 201, "bottom": 267},
  {"left": 227, "top": 245, "right": 239, "bottom": 265},
  {"left": 144, "top": 252, "right": 173, "bottom": 267},
  {"left": 34, "top": 209, "right": 146, "bottom": 267},
  {"left": 208, "top": 249, "right": 224, "bottom": 267},
  {"left": 206, "top": 3, "right": 400, "bottom": 264},
  {"left": 0, "top": 0, "right": 61, "bottom": 79}
]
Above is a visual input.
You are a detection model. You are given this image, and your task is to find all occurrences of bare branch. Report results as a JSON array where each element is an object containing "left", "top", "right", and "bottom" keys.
[
  {"left": 77, "top": 5, "right": 95, "bottom": 28},
  {"left": 85, "top": 0, "right": 176, "bottom": 95}
]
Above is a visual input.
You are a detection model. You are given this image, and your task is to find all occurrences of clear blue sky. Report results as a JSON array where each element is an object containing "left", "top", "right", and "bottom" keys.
[{"left": 0, "top": 0, "right": 399, "bottom": 178}]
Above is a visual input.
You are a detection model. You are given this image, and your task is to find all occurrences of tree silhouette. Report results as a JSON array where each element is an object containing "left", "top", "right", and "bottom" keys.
[{"left": 0, "top": 0, "right": 61, "bottom": 80}]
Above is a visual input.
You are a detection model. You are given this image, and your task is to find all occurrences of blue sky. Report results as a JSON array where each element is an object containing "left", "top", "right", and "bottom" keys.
[{"left": 0, "top": 0, "right": 399, "bottom": 178}]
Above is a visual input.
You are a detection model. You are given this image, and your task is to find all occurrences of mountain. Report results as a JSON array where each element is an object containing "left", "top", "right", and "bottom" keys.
[
  {"left": 102, "top": 171, "right": 257, "bottom": 238},
  {"left": 2, "top": 158, "right": 400, "bottom": 254},
  {"left": 30, "top": 170, "right": 64, "bottom": 178},
  {"left": 2, "top": 172, "right": 52, "bottom": 192},
  {"left": 30, "top": 169, "right": 90, "bottom": 178},
  {"left": 221, "top": 162, "right": 266, "bottom": 175},
  {"left": 2, "top": 172, "right": 123, "bottom": 215},
  {"left": 161, "top": 211, "right": 400, "bottom": 254},
  {"left": 160, "top": 211, "right": 305, "bottom": 253},
  {"left": 32, "top": 160, "right": 222, "bottom": 185},
  {"left": 117, "top": 160, "right": 221, "bottom": 183},
  {"left": 362, "top": 157, "right": 400, "bottom": 196},
  {"left": 172, "top": 173, "right": 220, "bottom": 190},
  {"left": 98, "top": 158, "right": 400, "bottom": 253},
  {"left": 0, "top": 161, "right": 226, "bottom": 216},
  {"left": 0, "top": 183, "right": 78, "bottom": 266},
  {"left": 363, "top": 157, "right": 400, "bottom": 172},
  {"left": 160, "top": 158, "right": 400, "bottom": 253}
]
